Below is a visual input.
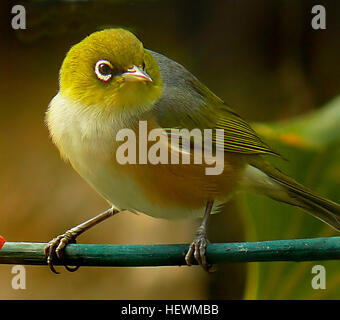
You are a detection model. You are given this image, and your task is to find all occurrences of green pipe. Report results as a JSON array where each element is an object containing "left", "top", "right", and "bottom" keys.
[{"left": 1, "top": 237, "right": 340, "bottom": 267}]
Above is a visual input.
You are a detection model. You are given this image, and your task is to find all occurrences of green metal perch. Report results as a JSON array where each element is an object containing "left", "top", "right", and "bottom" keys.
[{"left": 1, "top": 237, "right": 340, "bottom": 267}]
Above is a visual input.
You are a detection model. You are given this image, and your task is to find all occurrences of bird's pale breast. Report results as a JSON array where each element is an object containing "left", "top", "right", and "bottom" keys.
[{"left": 46, "top": 93, "right": 246, "bottom": 219}]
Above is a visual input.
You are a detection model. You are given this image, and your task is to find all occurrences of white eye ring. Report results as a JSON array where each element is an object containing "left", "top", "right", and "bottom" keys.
[{"left": 95, "top": 60, "right": 113, "bottom": 82}]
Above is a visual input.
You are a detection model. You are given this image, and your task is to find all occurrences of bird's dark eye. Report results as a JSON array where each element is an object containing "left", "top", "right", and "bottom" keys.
[
  {"left": 142, "top": 61, "right": 146, "bottom": 70},
  {"left": 95, "top": 60, "right": 113, "bottom": 82},
  {"left": 99, "top": 63, "right": 112, "bottom": 75}
]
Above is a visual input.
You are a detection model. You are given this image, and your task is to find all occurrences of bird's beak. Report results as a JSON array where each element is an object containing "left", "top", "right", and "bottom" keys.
[{"left": 121, "top": 65, "right": 152, "bottom": 82}]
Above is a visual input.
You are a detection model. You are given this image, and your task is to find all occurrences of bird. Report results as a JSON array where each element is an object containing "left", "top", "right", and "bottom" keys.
[{"left": 45, "top": 28, "right": 340, "bottom": 274}]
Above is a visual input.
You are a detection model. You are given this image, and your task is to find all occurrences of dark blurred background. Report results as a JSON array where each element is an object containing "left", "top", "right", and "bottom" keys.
[{"left": 0, "top": 0, "right": 339, "bottom": 299}]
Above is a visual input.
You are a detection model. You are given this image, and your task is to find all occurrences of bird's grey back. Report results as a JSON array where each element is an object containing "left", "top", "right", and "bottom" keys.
[{"left": 148, "top": 50, "right": 209, "bottom": 129}]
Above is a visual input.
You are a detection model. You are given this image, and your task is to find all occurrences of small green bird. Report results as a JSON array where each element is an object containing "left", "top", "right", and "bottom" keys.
[{"left": 45, "top": 28, "right": 340, "bottom": 273}]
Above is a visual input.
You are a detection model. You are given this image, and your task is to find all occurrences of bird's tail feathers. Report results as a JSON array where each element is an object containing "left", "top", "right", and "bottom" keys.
[{"left": 241, "top": 159, "right": 340, "bottom": 231}]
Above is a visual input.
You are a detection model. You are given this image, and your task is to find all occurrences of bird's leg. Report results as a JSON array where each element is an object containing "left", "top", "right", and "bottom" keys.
[
  {"left": 185, "top": 200, "right": 214, "bottom": 272},
  {"left": 44, "top": 206, "right": 120, "bottom": 274}
]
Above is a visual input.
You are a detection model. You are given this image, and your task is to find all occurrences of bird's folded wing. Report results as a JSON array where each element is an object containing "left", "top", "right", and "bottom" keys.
[{"left": 152, "top": 65, "right": 278, "bottom": 157}]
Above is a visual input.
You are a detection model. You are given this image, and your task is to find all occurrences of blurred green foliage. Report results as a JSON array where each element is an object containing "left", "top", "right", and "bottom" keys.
[{"left": 242, "top": 97, "right": 340, "bottom": 299}]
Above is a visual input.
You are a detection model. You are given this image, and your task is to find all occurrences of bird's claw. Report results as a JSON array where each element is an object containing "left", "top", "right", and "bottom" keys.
[
  {"left": 44, "top": 231, "right": 80, "bottom": 274},
  {"left": 185, "top": 234, "right": 215, "bottom": 272}
]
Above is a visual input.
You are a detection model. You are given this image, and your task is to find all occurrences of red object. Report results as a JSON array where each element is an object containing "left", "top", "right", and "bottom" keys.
[{"left": 0, "top": 236, "right": 5, "bottom": 250}]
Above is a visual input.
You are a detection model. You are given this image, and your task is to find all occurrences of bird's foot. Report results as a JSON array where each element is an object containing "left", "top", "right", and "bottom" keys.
[
  {"left": 44, "top": 207, "right": 119, "bottom": 274},
  {"left": 44, "top": 229, "right": 80, "bottom": 274},
  {"left": 185, "top": 228, "right": 215, "bottom": 272}
]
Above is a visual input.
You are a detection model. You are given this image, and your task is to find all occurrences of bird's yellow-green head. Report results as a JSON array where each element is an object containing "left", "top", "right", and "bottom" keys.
[{"left": 59, "top": 28, "right": 162, "bottom": 114}]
